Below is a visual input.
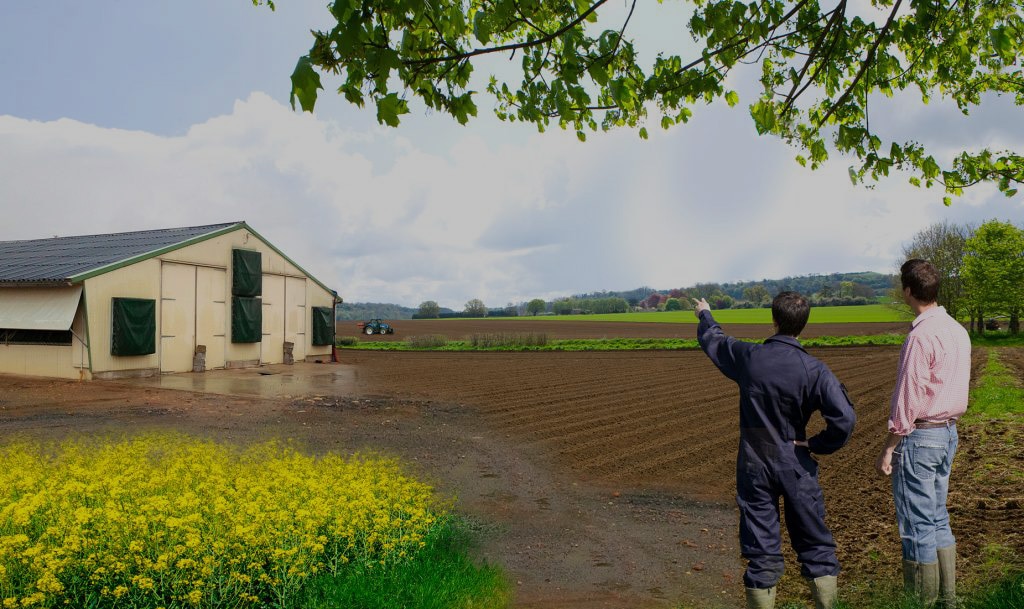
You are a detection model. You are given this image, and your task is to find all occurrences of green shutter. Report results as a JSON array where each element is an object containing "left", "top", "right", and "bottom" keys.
[
  {"left": 232, "top": 249, "right": 262, "bottom": 297},
  {"left": 311, "top": 306, "right": 334, "bottom": 346},
  {"left": 231, "top": 297, "right": 263, "bottom": 343},
  {"left": 111, "top": 298, "right": 156, "bottom": 356}
]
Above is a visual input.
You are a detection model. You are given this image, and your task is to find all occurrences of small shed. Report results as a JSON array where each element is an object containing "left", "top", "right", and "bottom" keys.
[{"left": 0, "top": 222, "right": 338, "bottom": 380}]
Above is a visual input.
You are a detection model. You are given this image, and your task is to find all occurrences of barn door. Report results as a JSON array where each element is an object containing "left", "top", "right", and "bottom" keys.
[
  {"left": 285, "top": 277, "right": 307, "bottom": 362},
  {"left": 261, "top": 274, "right": 285, "bottom": 364},
  {"left": 196, "top": 267, "right": 227, "bottom": 369},
  {"left": 160, "top": 263, "right": 196, "bottom": 373}
]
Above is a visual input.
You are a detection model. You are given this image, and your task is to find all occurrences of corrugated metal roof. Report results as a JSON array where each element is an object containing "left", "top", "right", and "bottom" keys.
[{"left": 0, "top": 223, "right": 241, "bottom": 284}]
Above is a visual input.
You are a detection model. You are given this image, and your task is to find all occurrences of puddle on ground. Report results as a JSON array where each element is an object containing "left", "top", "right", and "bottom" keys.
[{"left": 116, "top": 364, "right": 360, "bottom": 399}]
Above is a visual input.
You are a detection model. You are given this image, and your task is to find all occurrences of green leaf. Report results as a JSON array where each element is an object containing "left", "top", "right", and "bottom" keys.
[
  {"left": 750, "top": 100, "right": 776, "bottom": 135},
  {"left": 810, "top": 139, "right": 828, "bottom": 163},
  {"left": 473, "top": 11, "right": 491, "bottom": 44},
  {"left": 989, "top": 27, "right": 1012, "bottom": 60},
  {"left": 639, "top": 127, "right": 649, "bottom": 139},
  {"left": 725, "top": 91, "right": 739, "bottom": 107},
  {"left": 587, "top": 62, "right": 610, "bottom": 86},
  {"left": 376, "top": 93, "right": 409, "bottom": 127},
  {"left": 452, "top": 94, "right": 478, "bottom": 125},
  {"left": 289, "top": 56, "right": 323, "bottom": 113}
]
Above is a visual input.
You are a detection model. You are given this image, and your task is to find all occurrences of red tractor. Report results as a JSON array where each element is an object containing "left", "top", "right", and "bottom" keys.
[{"left": 357, "top": 319, "right": 395, "bottom": 335}]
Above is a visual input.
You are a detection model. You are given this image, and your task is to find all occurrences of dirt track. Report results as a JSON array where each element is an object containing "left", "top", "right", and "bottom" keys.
[{"left": 0, "top": 339, "right": 1020, "bottom": 608}]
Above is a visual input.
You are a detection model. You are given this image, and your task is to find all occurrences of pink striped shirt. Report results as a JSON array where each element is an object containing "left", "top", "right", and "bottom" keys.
[{"left": 888, "top": 306, "right": 971, "bottom": 436}]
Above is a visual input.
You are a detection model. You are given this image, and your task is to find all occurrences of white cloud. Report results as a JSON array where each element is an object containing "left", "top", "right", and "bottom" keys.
[{"left": 1, "top": 91, "right": 1020, "bottom": 310}]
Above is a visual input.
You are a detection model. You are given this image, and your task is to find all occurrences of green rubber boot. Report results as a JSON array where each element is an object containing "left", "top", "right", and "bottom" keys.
[
  {"left": 810, "top": 575, "right": 838, "bottom": 609},
  {"left": 745, "top": 586, "right": 776, "bottom": 609},
  {"left": 904, "top": 559, "right": 940, "bottom": 606},
  {"left": 937, "top": 545, "right": 957, "bottom": 609},
  {"left": 904, "top": 560, "right": 920, "bottom": 597},
  {"left": 921, "top": 561, "right": 940, "bottom": 606}
]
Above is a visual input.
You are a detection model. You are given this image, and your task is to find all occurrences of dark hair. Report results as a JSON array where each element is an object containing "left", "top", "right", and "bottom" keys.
[
  {"left": 772, "top": 291, "right": 810, "bottom": 337},
  {"left": 901, "top": 259, "right": 940, "bottom": 304}
]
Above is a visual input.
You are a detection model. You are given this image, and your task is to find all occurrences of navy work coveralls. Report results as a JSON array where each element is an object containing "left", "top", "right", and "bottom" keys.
[{"left": 697, "top": 310, "right": 856, "bottom": 589}]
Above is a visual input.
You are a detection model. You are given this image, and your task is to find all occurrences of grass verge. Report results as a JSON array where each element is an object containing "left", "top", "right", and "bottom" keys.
[
  {"left": 341, "top": 334, "right": 908, "bottom": 352},
  {"left": 484, "top": 304, "right": 911, "bottom": 324},
  {"left": 677, "top": 571, "right": 1024, "bottom": 609},
  {"left": 969, "top": 332, "right": 1024, "bottom": 348},
  {"left": 961, "top": 570, "right": 1024, "bottom": 609},
  {"left": 302, "top": 516, "right": 509, "bottom": 609},
  {"left": 965, "top": 349, "right": 1024, "bottom": 419}
]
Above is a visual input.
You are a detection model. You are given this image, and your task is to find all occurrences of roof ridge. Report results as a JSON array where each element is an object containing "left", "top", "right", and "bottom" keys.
[
  {"left": 0, "top": 222, "right": 248, "bottom": 283},
  {"left": 0, "top": 221, "right": 242, "bottom": 245}
]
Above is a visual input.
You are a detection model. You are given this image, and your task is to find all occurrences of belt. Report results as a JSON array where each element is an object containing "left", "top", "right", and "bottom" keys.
[{"left": 914, "top": 419, "right": 957, "bottom": 429}]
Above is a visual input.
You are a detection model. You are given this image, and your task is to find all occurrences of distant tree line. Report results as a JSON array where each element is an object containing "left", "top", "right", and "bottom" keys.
[
  {"left": 551, "top": 297, "right": 630, "bottom": 315},
  {"left": 902, "top": 219, "right": 1024, "bottom": 334},
  {"left": 337, "top": 302, "right": 424, "bottom": 321},
  {"left": 547, "top": 272, "right": 890, "bottom": 313},
  {"left": 413, "top": 299, "right": 519, "bottom": 319},
  {"left": 581, "top": 273, "right": 888, "bottom": 302},
  {"left": 358, "top": 271, "right": 901, "bottom": 323}
]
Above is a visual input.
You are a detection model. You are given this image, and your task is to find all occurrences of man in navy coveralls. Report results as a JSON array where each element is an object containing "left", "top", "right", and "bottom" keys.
[{"left": 694, "top": 292, "right": 856, "bottom": 609}]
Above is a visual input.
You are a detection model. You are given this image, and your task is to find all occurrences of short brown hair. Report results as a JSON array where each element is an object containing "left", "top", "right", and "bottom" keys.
[
  {"left": 772, "top": 291, "right": 810, "bottom": 336},
  {"left": 901, "top": 259, "right": 940, "bottom": 303}
]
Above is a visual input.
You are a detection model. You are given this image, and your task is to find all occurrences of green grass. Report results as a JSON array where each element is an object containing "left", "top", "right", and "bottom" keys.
[
  {"left": 675, "top": 572, "right": 1024, "bottom": 609},
  {"left": 341, "top": 334, "right": 908, "bottom": 352},
  {"left": 302, "top": 516, "right": 509, "bottom": 609},
  {"left": 966, "top": 350, "right": 1024, "bottom": 419},
  {"left": 831, "top": 572, "right": 1024, "bottom": 609},
  {"left": 969, "top": 332, "right": 1024, "bottom": 348},
  {"left": 962, "top": 571, "right": 1024, "bottom": 609},
  {"left": 486, "top": 304, "right": 911, "bottom": 324}
]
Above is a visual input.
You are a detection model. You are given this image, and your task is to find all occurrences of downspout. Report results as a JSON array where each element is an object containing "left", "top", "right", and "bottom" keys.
[{"left": 331, "top": 291, "right": 340, "bottom": 363}]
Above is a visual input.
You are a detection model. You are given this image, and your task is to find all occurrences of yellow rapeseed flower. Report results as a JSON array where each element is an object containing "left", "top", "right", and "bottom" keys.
[{"left": 0, "top": 433, "right": 447, "bottom": 608}]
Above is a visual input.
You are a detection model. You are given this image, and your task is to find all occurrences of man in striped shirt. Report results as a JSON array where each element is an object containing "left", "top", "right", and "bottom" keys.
[{"left": 876, "top": 259, "right": 971, "bottom": 608}]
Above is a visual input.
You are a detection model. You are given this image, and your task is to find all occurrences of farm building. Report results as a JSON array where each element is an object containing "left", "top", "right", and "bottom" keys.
[{"left": 0, "top": 222, "right": 338, "bottom": 380}]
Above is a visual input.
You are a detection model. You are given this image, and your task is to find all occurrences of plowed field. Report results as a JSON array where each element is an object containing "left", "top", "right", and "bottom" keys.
[
  {"left": 1002, "top": 346, "right": 1024, "bottom": 380},
  {"left": 347, "top": 319, "right": 910, "bottom": 341},
  {"left": 339, "top": 345, "right": 1021, "bottom": 600},
  {"left": 339, "top": 348, "right": 898, "bottom": 496}
]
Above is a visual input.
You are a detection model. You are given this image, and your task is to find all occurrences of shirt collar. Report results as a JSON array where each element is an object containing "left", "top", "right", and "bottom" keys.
[
  {"left": 911, "top": 305, "right": 946, "bottom": 328},
  {"left": 765, "top": 334, "right": 807, "bottom": 352}
]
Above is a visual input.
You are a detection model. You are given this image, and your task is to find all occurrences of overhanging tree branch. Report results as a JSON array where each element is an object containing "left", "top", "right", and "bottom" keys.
[
  {"left": 816, "top": 0, "right": 903, "bottom": 127},
  {"left": 403, "top": 0, "right": 610, "bottom": 66}
]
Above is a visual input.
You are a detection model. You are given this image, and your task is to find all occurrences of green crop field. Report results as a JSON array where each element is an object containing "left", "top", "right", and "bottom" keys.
[{"left": 496, "top": 304, "right": 911, "bottom": 324}]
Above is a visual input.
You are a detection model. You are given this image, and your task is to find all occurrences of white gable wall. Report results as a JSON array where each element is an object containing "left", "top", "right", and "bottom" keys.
[{"left": 79, "top": 226, "right": 334, "bottom": 378}]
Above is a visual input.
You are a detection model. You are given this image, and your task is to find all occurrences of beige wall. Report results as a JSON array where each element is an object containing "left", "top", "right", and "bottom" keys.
[
  {"left": 0, "top": 305, "right": 89, "bottom": 380},
  {"left": 84, "top": 259, "right": 162, "bottom": 375},
  {"left": 81, "top": 226, "right": 334, "bottom": 375}
]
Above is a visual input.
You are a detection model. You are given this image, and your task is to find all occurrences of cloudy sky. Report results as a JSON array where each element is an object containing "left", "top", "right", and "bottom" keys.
[{"left": 1, "top": 2, "right": 1021, "bottom": 310}]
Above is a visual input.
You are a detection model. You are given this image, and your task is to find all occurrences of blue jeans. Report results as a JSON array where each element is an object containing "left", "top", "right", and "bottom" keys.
[{"left": 892, "top": 425, "right": 959, "bottom": 563}]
